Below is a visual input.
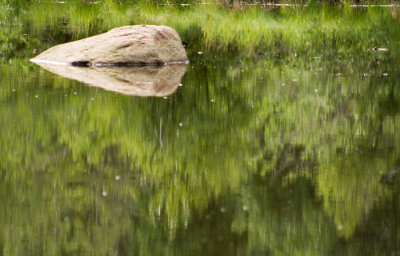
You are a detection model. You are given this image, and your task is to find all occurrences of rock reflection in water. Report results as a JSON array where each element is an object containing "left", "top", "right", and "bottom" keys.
[{"left": 32, "top": 63, "right": 187, "bottom": 97}]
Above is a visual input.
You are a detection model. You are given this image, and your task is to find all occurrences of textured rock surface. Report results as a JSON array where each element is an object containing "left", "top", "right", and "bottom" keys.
[
  {"left": 34, "top": 62, "right": 187, "bottom": 97},
  {"left": 30, "top": 25, "right": 188, "bottom": 66}
]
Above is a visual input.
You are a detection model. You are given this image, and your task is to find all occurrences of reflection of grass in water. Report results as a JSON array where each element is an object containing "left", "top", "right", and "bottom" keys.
[
  {"left": 1, "top": 1, "right": 400, "bottom": 61},
  {"left": 2, "top": 51, "right": 400, "bottom": 254},
  {"left": 0, "top": 59, "right": 253, "bottom": 255}
]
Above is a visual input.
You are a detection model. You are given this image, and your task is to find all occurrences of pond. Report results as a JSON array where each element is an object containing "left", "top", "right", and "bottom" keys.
[{"left": 1, "top": 1, "right": 400, "bottom": 255}]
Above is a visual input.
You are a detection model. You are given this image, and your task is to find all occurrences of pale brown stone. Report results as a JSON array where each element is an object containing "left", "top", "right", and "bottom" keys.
[{"left": 30, "top": 25, "right": 188, "bottom": 66}]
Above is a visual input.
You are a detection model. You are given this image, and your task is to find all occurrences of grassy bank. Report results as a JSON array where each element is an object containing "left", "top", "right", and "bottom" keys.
[{"left": 1, "top": 0, "right": 400, "bottom": 63}]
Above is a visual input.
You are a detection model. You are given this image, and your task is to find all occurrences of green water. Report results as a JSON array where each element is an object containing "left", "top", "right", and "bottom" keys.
[{"left": 1, "top": 1, "right": 400, "bottom": 255}]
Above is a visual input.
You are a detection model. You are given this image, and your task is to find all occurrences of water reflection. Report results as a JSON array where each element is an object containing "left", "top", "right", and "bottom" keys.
[
  {"left": 31, "top": 62, "right": 187, "bottom": 97},
  {"left": 2, "top": 53, "right": 400, "bottom": 255}
]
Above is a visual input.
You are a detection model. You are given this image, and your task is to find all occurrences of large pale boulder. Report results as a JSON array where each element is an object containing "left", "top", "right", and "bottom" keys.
[
  {"left": 33, "top": 62, "right": 187, "bottom": 97},
  {"left": 30, "top": 25, "right": 188, "bottom": 66}
]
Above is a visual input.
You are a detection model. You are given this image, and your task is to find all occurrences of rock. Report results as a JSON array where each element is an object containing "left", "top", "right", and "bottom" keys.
[
  {"left": 34, "top": 62, "right": 187, "bottom": 97},
  {"left": 30, "top": 25, "right": 189, "bottom": 66}
]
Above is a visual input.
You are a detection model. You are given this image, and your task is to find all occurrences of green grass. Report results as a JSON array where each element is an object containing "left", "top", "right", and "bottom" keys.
[{"left": 1, "top": 0, "right": 400, "bottom": 63}]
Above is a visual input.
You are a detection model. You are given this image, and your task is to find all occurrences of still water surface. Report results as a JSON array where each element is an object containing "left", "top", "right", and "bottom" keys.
[{"left": 1, "top": 11, "right": 400, "bottom": 256}]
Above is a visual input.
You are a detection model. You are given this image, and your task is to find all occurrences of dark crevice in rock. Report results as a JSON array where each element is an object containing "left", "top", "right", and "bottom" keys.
[
  {"left": 94, "top": 61, "right": 165, "bottom": 67},
  {"left": 71, "top": 61, "right": 91, "bottom": 67}
]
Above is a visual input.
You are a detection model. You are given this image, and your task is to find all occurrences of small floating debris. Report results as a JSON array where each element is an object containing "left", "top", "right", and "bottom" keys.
[
  {"left": 211, "top": 99, "right": 215, "bottom": 103},
  {"left": 282, "top": 83, "right": 285, "bottom": 86},
  {"left": 292, "top": 79, "right": 298, "bottom": 82},
  {"left": 242, "top": 205, "right": 249, "bottom": 211},
  {"left": 382, "top": 73, "right": 388, "bottom": 76},
  {"left": 220, "top": 207, "right": 226, "bottom": 213},
  {"left": 35, "top": 95, "right": 39, "bottom": 98},
  {"left": 373, "top": 47, "right": 389, "bottom": 52},
  {"left": 74, "top": 91, "right": 77, "bottom": 95},
  {"left": 179, "top": 123, "right": 183, "bottom": 127},
  {"left": 197, "top": 51, "right": 203, "bottom": 55},
  {"left": 102, "top": 190, "right": 107, "bottom": 197},
  {"left": 314, "top": 89, "right": 318, "bottom": 93},
  {"left": 178, "top": 83, "right": 183, "bottom": 87},
  {"left": 115, "top": 175, "right": 121, "bottom": 181}
]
